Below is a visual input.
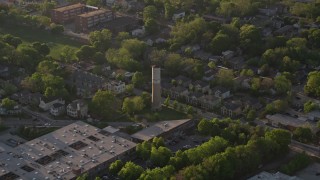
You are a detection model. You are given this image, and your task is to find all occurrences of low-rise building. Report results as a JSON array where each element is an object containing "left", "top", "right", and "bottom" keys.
[
  {"left": 213, "top": 86, "right": 231, "bottom": 99},
  {"left": 39, "top": 97, "right": 65, "bottom": 111},
  {"left": 0, "top": 121, "right": 137, "bottom": 180},
  {"left": 75, "top": 9, "right": 115, "bottom": 32},
  {"left": 51, "top": 3, "right": 86, "bottom": 24},
  {"left": 50, "top": 103, "right": 65, "bottom": 116},
  {"left": 67, "top": 99, "right": 88, "bottom": 118},
  {"left": 131, "top": 119, "right": 194, "bottom": 142},
  {"left": 248, "top": 171, "right": 301, "bottom": 180}
]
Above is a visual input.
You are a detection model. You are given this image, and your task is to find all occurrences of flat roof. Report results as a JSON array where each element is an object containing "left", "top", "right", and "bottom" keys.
[
  {"left": 248, "top": 171, "right": 301, "bottom": 180},
  {"left": 0, "top": 121, "right": 136, "bottom": 180},
  {"left": 78, "top": 9, "right": 112, "bottom": 18},
  {"left": 54, "top": 3, "right": 85, "bottom": 12},
  {"left": 131, "top": 119, "right": 192, "bottom": 141},
  {"left": 266, "top": 114, "right": 307, "bottom": 127}
]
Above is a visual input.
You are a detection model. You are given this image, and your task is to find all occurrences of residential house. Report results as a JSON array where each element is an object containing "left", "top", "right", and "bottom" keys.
[
  {"left": 258, "top": 7, "right": 277, "bottom": 16},
  {"left": 39, "top": 97, "right": 65, "bottom": 111},
  {"left": 189, "top": 80, "right": 210, "bottom": 93},
  {"left": 11, "top": 91, "right": 42, "bottom": 106},
  {"left": 0, "top": 65, "right": 9, "bottom": 78},
  {"left": 213, "top": 86, "right": 231, "bottom": 99},
  {"left": 181, "top": 44, "right": 201, "bottom": 53},
  {"left": 199, "top": 95, "right": 221, "bottom": 110},
  {"left": 242, "top": 97, "right": 263, "bottom": 111},
  {"left": 202, "top": 15, "right": 230, "bottom": 24},
  {"left": 131, "top": 27, "right": 145, "bottom": 37},
  {"left": 233, "top": 76, "right": 251, "bottom": 89},
  {"left": 169, "top": 86, "right": 189, "bottom": 99},
  {"left": 69, "top": 69, "right": 105, "bottom": 97},
  {"left": 106, "top": 80, "right": 126, "bottom": 94},
  {"left": 226, "top": 56, "right": 245, "bottom": 70},
  {"left": 274, "top": 25, "right": 297, "bottom": 37},
  {"left": 67, "top": 99, "right": 88, "bottom": 118},
  {"left": 221, "top": 102, "right": 242, "bottom": 118},
  {"left": 0, "top": 105, "right": 21, "bottom": 115},
  {"left": 222, "top": 50, "right": 235, "bottom": 60},
  {"left": 186, "top": 92, "right": 202, "bottom": 106},
  {"left": 172, "top": 10, "right": 185, "bottom": 21},
  {"left": 50, "top": 103, "right": 65, "bottom": 117},
  {"left": 173, "top": 75, "right": 192, "bottom": 88},
  {"left": 193, "top": 50, "right": 212, "bottom": 61},
  {"left": 202, "top": 68, "right": 216, "bottom": 82}
]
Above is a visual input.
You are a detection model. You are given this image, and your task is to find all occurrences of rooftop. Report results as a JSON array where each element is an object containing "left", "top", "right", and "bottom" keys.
[
  {"left": 0, "top": 121, "right": 136, "bottom": 180},
  {"left": 54, "top": 3, "right": 85, "bottom": 12},
  {"left": 78, "top": 9, "right": 112, "bottom": 18},
  {"left": 247, "top": 171, "right": 301, "bottom": 180},
  {"left": 131, "top": 119, "right": 192, "bottom": 141}
]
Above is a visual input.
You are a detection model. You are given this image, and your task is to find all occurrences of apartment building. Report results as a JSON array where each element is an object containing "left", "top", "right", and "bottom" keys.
[
  {"left": 75, "top": 9, "right": 114, "bottom": 32},
  {"left": 51, "top": 3, "right": 86, "bottom": 24}
]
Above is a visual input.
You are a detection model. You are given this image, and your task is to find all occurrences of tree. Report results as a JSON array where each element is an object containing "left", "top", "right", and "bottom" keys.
[
  {"left": 164, "top": 53, "right": 182, "bottom": 76},
  {"left": 132, "top": 72, "right": 144, "bottom": 88},
  {"left": 37, "top": 60, "right": 59, "bottom": 75},
  {"left": 109, "top": 160, "right": 124, "bottom": 175},
  {"left": 246, "top": 109, "right": 256, "bottom": 121},
  {"left": 304, "top": 71, "right": 320, "bottom": 97},
  {"left": 76, "top": 173, "right": 88, "bottom": 180},
  {"left": 32, "top": 42, "right": 50, "bottom": 56},
  {"left": 2, "top": 34, "right": 22, "bottom": 48},
  {"left": 86, "top": 0, "right": 102, "bottom": 6},
  {"left": 150, "top": 146, "right": 172, "bottom": 167},
  {"left": 139, "top": 165, "right": 175, "bottom": 180},
  {"left": 121, "top": 39, "right": 147, "bottom": 59},
  {"left": 208, "top": 61, "right": 216, "bottom": 69},
  {"left": 304, "top": 101, "right": 318, "bottom": 113},
  {"left": 136, "top": 141, "right": 151, "bottom": 160},
  {"left": 152, "top": 137, "right": 165, "bottom": 148},
  {"left": 186, "top": 105, "right": 194, "bottom": 115},
  {"left": 118, "top": 162, "right": 144, "bottom": 180},
  {"left": 164, "top": 3, "right": 175, "bottom": 19},
  {"left": 143, "top": 5, "right": 157, "bottom": 22},
  {"left": 76, "top": 45, "right": 96, "bottom": 60},
  {"left": 50, "top": 23, "right": 64, "bottom": 34},
  {"left": 116, "top": 32, "right": 130, "bottom": 45},
  {"left": 89, "top": 29, "right": 112, "bottom": 51},
  {"left": 144, "top": 18, "right": 158, "bottom": 34},
  {"left": 308, "top": 29, "right": 320, "bottom": 48},
  {"left": 91, "top": 90, "right": 116, "bottom": 118},
  {"left": 164, "top": 96, "right": 170, "bottom": 107},
  {"left": 122, "top": 96, "right": 145, "bottom": 115},
  {"left": 274, "top": 75, "right": 291, "bottom": 94},
  {"left": 40, "top": 0, "right": 56, "bottom": 16},
  {"left": 240, "top": 24, "right": 262, "bottom": 55},
  {"left": 1, "top": 98, "right": 16, "bottom": 110},
  {"left": 198, "top": 119, "right": 214, "bottom": 135},
  {"left": 210, "top": 32, "right": 232, "bottom": 54},
  {"left": 293, "top": 127, "right": 313, "bottom": 143},
  {"left": 265, "top": 129, "right": 291, "bottom": 153},
  {"left": 141, "top": 92, "right": 151, "bottom": 108},
  {"left": 172, "top": 100, "right": 178, "bottom": 110},
  {"left": 217, "top": 69, "right": 234, "bottom": 87},
  {"left": 59, "top": 46, "right": 76, "bottom": 62}
]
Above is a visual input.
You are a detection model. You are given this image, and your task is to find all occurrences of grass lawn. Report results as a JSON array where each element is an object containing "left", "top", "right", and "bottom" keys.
[
  {"left": 113, "top": 107, "right": 188, "bottom": 122},
  {"left": 0, "top": 24, "right": 81, "bottom": 59},
  {"left": 139, "top": 107, "right": 188, "bottom": 121}
]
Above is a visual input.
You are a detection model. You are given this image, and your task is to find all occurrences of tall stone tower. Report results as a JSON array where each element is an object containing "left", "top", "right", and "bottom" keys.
[{"left": 152, "top": 65, "right": 161, "bottom": 110}]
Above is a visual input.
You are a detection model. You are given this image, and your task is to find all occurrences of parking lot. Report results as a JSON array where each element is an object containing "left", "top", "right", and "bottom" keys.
[{"left": 166, "top": 134, "right": 210, "bottom": 152}]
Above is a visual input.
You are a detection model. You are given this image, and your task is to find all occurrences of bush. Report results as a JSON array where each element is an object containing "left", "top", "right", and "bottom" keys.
[{"left": 280, "top": 153, "right": 311, "bottom": 175}]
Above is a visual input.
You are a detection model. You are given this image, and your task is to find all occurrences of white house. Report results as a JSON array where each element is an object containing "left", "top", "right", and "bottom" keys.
[
  {"left": 67, "top": 100, "right": 88, "bottom": 118},
  {"left": 39, "top": 97, "right": 65, "bottom": 111},
  {"left": 106, "top": 80, "right": 126, "bottom": 94},
  {"left": 132, "top": 27, "right": 145, "bottom": 37},
  {"left": 172, "top": 10, "right": 185, "bottom": 21}
]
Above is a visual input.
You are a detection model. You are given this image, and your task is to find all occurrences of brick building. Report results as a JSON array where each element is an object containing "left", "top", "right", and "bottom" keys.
[
  {"left": 75, "top": 9, "right": 114, "bottom": 32},
  {"left": 51, "top": 3, "right": 86, "bottom": 24}
]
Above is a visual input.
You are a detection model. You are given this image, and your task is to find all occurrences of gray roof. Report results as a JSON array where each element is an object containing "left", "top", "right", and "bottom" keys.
[{"left": 131, "top": 119, "right": 192, "bottom": 141}]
